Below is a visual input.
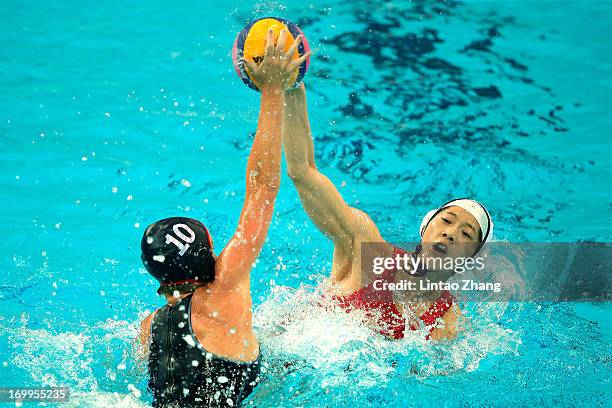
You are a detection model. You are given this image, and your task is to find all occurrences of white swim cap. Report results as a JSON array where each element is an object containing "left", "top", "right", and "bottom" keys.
[{"left": 419, "top": 198, "right": 493, "bottom": 243}]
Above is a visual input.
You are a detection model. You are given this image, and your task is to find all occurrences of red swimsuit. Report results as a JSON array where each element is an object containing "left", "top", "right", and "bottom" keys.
[{"left": 331, "top": 247, "right": 455, "bottom": 340}]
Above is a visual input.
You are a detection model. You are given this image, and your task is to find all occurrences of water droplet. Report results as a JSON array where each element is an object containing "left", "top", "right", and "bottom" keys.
[
  {"left": 217, "top": 376, "right": 228, "bottom": 383},
  {"left": 153, "top": 255, "right": 165, "bottom": 263},
  {"left": 182, "top": 335, "right": 196, "bottom": 347},
  {"left": 127, "top": 384, "right": 141, "bottom": 398}
]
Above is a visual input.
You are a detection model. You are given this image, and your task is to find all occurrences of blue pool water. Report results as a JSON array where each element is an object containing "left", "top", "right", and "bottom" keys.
[{"left": 1, "top": 0, "right": 610, "bottom": 406}]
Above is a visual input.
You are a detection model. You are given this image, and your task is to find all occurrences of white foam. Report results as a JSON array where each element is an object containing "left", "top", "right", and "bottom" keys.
[{"left": 254, "top": 280, "right": 521, "bottom": 388}]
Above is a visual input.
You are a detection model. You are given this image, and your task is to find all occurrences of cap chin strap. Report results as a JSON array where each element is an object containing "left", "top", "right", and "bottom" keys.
[
  {"left": 157, "top": 280, "right": 207, "bottom": 296},
  {"left": 159, "top": 279, "right": 206, "bottom": 287}
]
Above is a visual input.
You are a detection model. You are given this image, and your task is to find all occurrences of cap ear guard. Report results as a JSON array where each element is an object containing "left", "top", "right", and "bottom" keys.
[{"left": 420, "top": 209, "right": 438, "bottom": 237}]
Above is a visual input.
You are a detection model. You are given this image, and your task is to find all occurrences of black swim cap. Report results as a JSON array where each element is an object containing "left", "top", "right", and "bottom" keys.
[{"left": 141, "top": 217, "right": 215, "bottom": 288}]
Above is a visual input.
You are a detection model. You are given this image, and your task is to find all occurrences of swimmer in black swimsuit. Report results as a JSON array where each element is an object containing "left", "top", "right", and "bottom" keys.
[{"left": 137, "top": 29, "right": 310, "bottom": 407}]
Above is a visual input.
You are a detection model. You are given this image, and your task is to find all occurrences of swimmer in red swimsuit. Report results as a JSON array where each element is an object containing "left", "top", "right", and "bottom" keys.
[{"left": 282, "top": 84, "right": 493, "bottom": 340}]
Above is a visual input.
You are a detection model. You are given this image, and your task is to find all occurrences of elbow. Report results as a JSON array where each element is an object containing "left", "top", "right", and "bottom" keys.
[
  {"left": 287, "top": 163, "right": 315, "bottom": 185},
  {"left": 259, "top": 175, "right": 281, "bottom": 197},
  {"left": 248, "top": 167, "right": 280, "bottom": 194},
  {"left": 260, "top": 184, "right": 280, "bottom": 206},
  {"left": 247, "top": 180, "right": 279, "bottom": 207}
]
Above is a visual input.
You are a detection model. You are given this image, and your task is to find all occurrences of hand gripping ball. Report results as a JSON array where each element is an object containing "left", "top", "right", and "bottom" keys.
[{"left": 232, "top": 17, "right": 311, "bottom": 91}]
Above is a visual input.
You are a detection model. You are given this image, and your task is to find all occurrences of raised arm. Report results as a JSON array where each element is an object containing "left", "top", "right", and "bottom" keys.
[
  {"left": 215, "top": 30, "right": 309, "bottom": 287},
  {"left": 283, "top": 84, "right": 380, "bottom": 245}
]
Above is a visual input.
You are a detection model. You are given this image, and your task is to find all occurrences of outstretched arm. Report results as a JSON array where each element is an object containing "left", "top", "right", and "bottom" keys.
[
  {"left": 216, "top": 30, "right": 309, "bottom": 288},
  {"left": 283, "top": 84, "right": 380, "bottom": 246}
]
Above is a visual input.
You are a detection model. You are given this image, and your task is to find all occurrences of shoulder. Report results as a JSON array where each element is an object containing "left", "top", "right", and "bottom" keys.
[{"left": 191, "top": 283, "right": 249, "bottom": 315}]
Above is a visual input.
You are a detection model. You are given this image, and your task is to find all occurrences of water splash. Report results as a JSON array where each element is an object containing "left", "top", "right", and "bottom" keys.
[
  {"left": 250, "top": 281, "right": 521, "bottom": 405},
  {"left": 6, "top": 319, "right": 150, "bottom": 407}
]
